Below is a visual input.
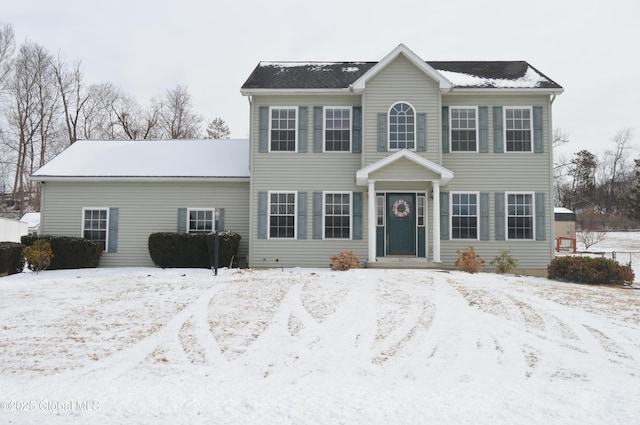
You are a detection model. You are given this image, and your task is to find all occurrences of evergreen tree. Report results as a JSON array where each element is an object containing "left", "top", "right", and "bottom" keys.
[{"left": 206, "top": 117, "right": 230, "bottom": 139}]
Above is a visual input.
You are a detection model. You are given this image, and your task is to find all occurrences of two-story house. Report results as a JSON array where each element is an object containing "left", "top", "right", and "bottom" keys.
[
  {"left": 31, "top": 44, "right": 562, "bottom": 275},
  {"left": 241, "top": 44, "right": 562, "bottom": 274}
]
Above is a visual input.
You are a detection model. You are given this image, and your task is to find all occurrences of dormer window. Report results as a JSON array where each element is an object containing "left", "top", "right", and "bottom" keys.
[{"left": 389, "top": 102, "right": 415, "bottom": 150}]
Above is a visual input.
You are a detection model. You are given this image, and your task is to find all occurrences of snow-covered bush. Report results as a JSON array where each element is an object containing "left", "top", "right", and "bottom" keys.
[{"left": 454, "top": 246, "right": 485, "bottom": 273}]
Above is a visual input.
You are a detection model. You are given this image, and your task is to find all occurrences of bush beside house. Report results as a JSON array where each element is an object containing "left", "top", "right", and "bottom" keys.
[
  {"left": 148, "top": 231, "right": 241, "bottom": 269},
  {"left": 0, "top": 242, "right": 25, "bottom": 276},
  {"left": 21, "top": 235, "right": 102, "bottom": 269}
]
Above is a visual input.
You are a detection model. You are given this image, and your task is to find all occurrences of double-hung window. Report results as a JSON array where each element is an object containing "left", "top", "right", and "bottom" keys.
[
  {"left": 505, "top": 107, "right": 532, "bottom": 152},
  {"left": 324, "top": 192, "right": 351, "bottom": 239},
  {"left": 82, "top": 208, "right": 108, "bottom": 250},
  {"left": 325, "top": 107, "right": 351, "bottom": 152},
  {"left": 450, "top": 107, "right": 477, "bottom": 152},
  {"left": 451, "top": 193, "right": 478, "bottom": 239},
  {"left": 270, "top": 107, "right": 297, "bottom": 152},
  {"left": 187, "top": 208, "right": 216, "bottom": 233},
  {"left": 389, "top": 102, "right": 415, "bottom": 150},
  {"left": 269, "top": 192, "right": 296, "bottom": 238},
  {"left": 507, "top": 193, "right": 534, "bottom": 240}
]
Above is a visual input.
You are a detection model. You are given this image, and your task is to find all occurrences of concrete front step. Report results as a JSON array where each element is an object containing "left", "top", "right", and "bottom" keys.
[{"left": 366, "top": 258, "right": 444, "bottom": 269}]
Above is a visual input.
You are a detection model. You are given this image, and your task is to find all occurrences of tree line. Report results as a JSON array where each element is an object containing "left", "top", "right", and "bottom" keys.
[
  {"left": 0, "top": 23, "right": 230, "bottom": 215},
  {"left": 554, "top": 128, "right": 638, "bottom": 229}
]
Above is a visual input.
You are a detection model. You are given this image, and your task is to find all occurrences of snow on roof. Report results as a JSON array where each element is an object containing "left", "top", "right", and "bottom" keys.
[
  {"left": 554, "top": 207, "right": 575, "bottom": 214},
  {"left": 32, "top": 139, "right": 250, "bottom": 179},
  {"left": 438, "top": 66, "right": 550, "bottom": 88},
  {"left": 20, "top": 212, "right": 40, "bottom": 227}
]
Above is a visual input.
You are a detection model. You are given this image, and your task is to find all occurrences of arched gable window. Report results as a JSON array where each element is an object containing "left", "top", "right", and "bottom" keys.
[{"left": 389, "top": 102, "right": 415, "bottom": 150}]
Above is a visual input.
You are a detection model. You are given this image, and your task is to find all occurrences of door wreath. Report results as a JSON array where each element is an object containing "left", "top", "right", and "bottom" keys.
[{"left": 392, "top": 199, "right": 410, "bottom": 218}]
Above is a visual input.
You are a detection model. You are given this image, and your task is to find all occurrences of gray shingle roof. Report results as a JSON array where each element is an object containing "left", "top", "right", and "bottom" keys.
[{"left": 241, "top": 60, "right": 562, "bottom": 90}]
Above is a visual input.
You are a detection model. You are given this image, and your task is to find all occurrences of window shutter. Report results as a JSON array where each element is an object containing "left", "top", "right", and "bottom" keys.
[
  {"left": 217, "top": 208, "right": 225, "bottom": 231},
  {"left": 493, "top": 106, "right": 504, "bottom": 153},
  {"left": 479, "top": 193, "right": 489, "bottom": 240},
  {"left": 312, "top": 192, "right": 322, "bottom": 239},
  {"left": 352, "top": 106, "right": 362, "bottom": 153},
  {"left": 440, "top": 192, "right": 449, "bottom": 240},
  {"left": 495, "top": 192, "right": 505, "bottom": 241},
  {"left": 313, "top": 106, "right": 323, "bottom": 153},
  {"left": 259, "top": 106, "right": 269, "bottom": 153},
  {"left": 377, "top": 113, "right": 387, "bottom": 152},
  {"left": 353, "top": 192, "right": 363, "bottom": 240},
  {"left": 417, "top": 112, "right": 427, "bottom": 152},
  {"left": 108, "top": 207, "right": 119, "bottom": 253},
  {"left": 533, "top": 106, "right": 543, "bottom": 153},
  {"left": 257, "top": 192, "right": 267, "bottom": 239},
  {"left": 177, "top": 208, "right": 187, "bottom": 233},
  {"left": 298, "top": 106, "right": 308, "bottom": 153},
  {"left": 535, "top": 192, "right": 546, "bottom": 240},
  {"left": 297, "top": 192, "right": 307, "bottom": 239},
  {"left": 441, "top": 106, "right": 449, "bottom": 153},
  {"left": 479, "top": 106, "right": 488, "bottom": 153}
]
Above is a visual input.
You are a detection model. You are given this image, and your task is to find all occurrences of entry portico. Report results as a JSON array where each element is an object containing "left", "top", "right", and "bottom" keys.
[{"left": 356, "top": 149, "right": 454, "bottom": 264}]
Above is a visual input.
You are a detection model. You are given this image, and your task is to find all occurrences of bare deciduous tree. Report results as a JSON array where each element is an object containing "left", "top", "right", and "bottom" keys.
[
  {"left": 52, "top": 56, "right": 91, "bottom": 145},
  {"left": 157, "top": 84, "right": 202, "bottom": 139}
]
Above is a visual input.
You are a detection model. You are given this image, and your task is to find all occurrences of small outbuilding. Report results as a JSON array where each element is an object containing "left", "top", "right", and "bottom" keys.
[{"left": 554, "top": 207, "right": 577, "bottom": 252}]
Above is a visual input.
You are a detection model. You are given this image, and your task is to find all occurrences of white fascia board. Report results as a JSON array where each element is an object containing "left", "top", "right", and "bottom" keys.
[
  {"left": 240, "top": 88, "right": 353, "bottom": 96},
  {"left": 351, "top": 44, "right": 453, "bottom": 92},
  {"left": 30, "top": 176, "right": 251, "bottom": 183},
  {"left": 355, "top": 149, "right": 454, "bottom": 186}
]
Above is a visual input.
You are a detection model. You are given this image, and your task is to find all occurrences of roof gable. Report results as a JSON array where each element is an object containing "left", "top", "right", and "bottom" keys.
[{"left": 356, "top": 149, "right": 454, "bottom": 185}]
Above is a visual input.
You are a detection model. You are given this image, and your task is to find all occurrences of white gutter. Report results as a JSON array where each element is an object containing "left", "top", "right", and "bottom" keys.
[{"left": 29, "top": 176, "right": 251, "bottom": 183}]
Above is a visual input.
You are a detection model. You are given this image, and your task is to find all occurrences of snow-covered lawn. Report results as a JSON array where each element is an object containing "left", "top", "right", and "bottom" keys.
[{"left": 1, "top": 263, "right": 639, "bottom": 425}]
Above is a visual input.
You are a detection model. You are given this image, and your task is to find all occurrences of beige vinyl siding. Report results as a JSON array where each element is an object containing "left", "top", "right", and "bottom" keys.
[
  {"left": 363, "top": 54, "right": 441, "bottom": 166},
  {"left": 40, "top": 181, "right": 249, "bottom": 267}
]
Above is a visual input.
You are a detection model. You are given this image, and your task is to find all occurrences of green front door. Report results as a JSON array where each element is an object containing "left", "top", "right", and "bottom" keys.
[{"left": 386, "top": 193, "right": 416, "bottom": 255}]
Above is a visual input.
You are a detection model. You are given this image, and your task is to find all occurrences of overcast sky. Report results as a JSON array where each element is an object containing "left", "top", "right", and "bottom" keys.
[{"left": 4, "top": 0, "right": 639, "bottom": 157}]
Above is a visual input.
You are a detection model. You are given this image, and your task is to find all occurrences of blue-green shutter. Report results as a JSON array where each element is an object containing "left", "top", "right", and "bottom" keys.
[
  {"left": 177, "top": 208, "right": 187, "bottom": 233},
  {"left": 533, "top": 106, "right": 543, "bottom": 153},
  {"left": 108, "top": 207, "right": 119, "bottom": 253},
  {"left": 353, "top": 192, "right": 363, "bottom": 240},
  {"left": 313, "top": 106, "right": 323, "bottom": 153},
  {"left": 535, "top": 192, "right": 546, "bottom": 241},
  {"left": 259, "top": 106, "right": 269, "bottom": 153},
  {"left": 352, "top": 106, "right": 362, "bottom": 153},
  {"left": 312, "top": 192, "right": 322, "bottom": 239},
  {"left": 479, "top": 193, "right": 489, "bottom": 241},
  {"left": 298, "top": 106, "right": 308, "bottom": 153},
  {"left": 440, "top": 192, "right": 449, "bottom": 240},
  {"left": 417, "top": 112, "right": 427, "bottom": 152},
  {"left": 257, "top": 192, "right": 267, "bottom": 239},
  {"left": 377, "top": 113, "right": 387, "bottom": 152},
  {"left": 495, "top": 192, "right": 505, "bottom": 241},
  {"left": 479, "top": 106, "right": 488, "bottom": 153},
  {"left": 217, "top": 208, "right": 224, "bottom": 231},
  {"left": 441, "top": 106, "right": 449, "bottom": 153},
  {"left": 297, "top": 192, "right": 307, "bottom": 239},
  {"left": 493, "top": 106, "right": 504, "bottom": 153}
]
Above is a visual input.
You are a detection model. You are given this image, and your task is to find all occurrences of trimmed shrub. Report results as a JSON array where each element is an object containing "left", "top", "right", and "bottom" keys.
[
  {"left": 21, "top": 235, "right": 102, "bottom": 269},
  {"left": 148, "top": 231, "right": 241, "bottom": 269},
  {"left": 547, "top": 256, "right": 634, "bottom": 285},
  {"left": 0, "top": 242, "right": 25, "bottom": 276},
  {"left": 490, "top": 250, "right": 518, "bottom": 274},
  {"left": 23, "top": 239, "right": 53, "bottom": 272},
  {"left": 330, "top": 250, "right": 360, "bottom": 271},
  {"left": 455, "top": 246, "right": 485, "bottom": 273}
]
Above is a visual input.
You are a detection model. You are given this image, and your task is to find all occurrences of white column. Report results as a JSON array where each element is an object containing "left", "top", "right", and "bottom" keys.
[
  {"left": 432, "top": 181, "right": 441, "bottom": 263},
  {"left": 368, "top": 180, "right": 376, "bottom": 262}
]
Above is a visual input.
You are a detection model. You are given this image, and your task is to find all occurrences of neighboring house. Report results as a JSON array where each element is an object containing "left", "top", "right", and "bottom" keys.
[
  {"left": 31, "top": 139, "right": 250, "bottom": 267},
  {"left": 20, "top": 212, "right": 40, "bottom": 235},
  {"left": 32, "top": 44, "right": 562, "bottom": 274},
  {"left": 240, "top": 44, "right": 562, "bottom": 275}
]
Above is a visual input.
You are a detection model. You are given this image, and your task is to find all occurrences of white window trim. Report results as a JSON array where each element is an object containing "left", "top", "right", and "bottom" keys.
[
  {"left": 505, "top": 191, "right": 535, "bottom": 241},
  {"left": 417, "top": 194, "right": 427, "bottom": 227},
  {"left": 267, "top": 190, "right": 297, "bottom": 239},
  {"left": 268, "top": 106, "right": 298, "bottom": 153},
  {"left": 81, "top": 207, "right": 109, "bottom": 252},
  {"left": 322, "top": 191, "right": 352, "bottom": 240},
  {"left": 449, "top": 191, "right": 480, "bottom": 241},
  {"left": 186, "top": 208, "right": 217, "bottom": 233},
  {"left": 449, "top": 106, "right": 479, "bottom": 153},
  {"left": 376, "top": 194, "right": 386, "bottom": 227},
  {"left": 323, "top": 106, "right": 352, "bottom": 153},
  {"left": 503, "top": 106, "right": 533, "bottom": 153},
  {"left": 387, "top": 101, "right": 417, "bottom": 151}
]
